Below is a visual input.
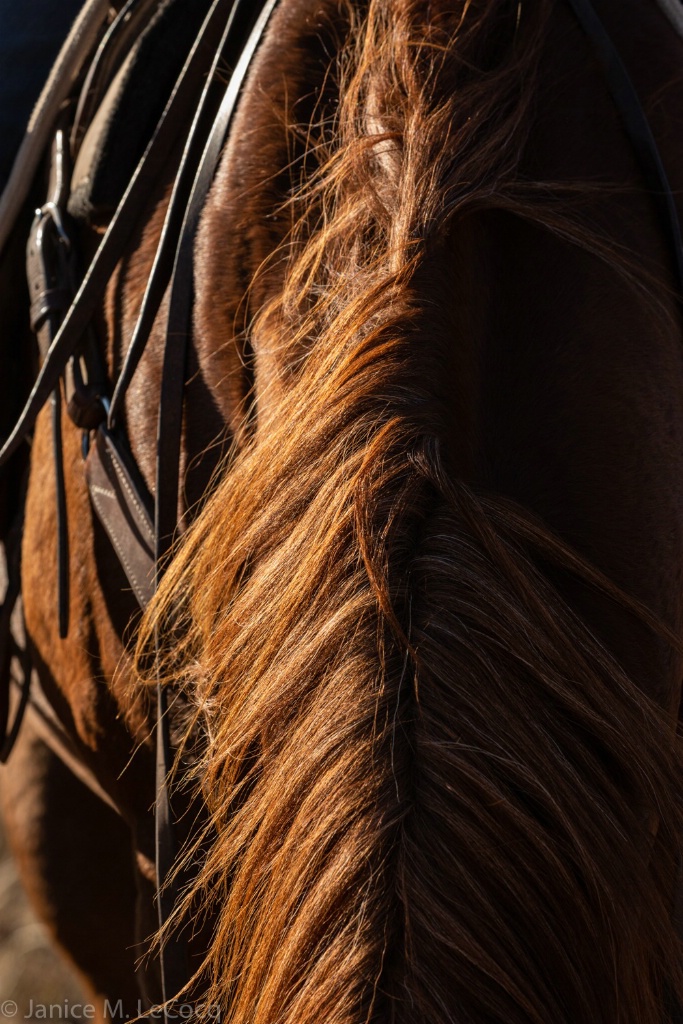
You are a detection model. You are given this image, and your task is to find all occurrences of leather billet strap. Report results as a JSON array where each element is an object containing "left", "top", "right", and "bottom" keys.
[{"left": 85, "top": 425, "right": 155, "bottom": 610}]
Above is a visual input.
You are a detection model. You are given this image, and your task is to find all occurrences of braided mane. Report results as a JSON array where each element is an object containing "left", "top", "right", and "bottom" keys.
[{"left": 141, "top": 1, "right": 683, "bottom": 1020}]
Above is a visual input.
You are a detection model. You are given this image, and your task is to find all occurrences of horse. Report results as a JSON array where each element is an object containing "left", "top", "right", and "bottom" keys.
[{"left": 2, "top": 0, "right": 683, "bottom": 1020}]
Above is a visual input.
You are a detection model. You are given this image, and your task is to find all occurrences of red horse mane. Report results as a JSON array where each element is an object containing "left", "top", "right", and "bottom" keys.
[{"left": 140, "top": 1, "right": 683, "bottom": 1020}]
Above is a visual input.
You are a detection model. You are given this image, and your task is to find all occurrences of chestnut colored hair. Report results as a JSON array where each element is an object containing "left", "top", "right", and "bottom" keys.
[{"left": 141, "top": 1, "right": 683, "bottom": 1020}]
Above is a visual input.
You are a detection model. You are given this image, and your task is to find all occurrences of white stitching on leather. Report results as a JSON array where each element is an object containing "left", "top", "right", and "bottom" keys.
[
  {"left": 88, "top": 483, "right": 116, "bottom": 502},
  {"left": 104, "top": 444, "right": 154, "bottom": 548},
  {"left": 90, "top": 482, "right": 152, "bottom": 605}
]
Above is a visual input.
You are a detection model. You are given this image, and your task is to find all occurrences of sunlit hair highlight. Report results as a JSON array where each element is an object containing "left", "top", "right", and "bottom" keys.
[{"left": 139, "top": 1, "right": 683, "bottom": 1021}]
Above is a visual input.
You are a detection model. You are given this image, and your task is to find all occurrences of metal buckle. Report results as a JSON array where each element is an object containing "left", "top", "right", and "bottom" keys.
[{"left": 35, "top": 201, "right": 72, "bottom": 250}]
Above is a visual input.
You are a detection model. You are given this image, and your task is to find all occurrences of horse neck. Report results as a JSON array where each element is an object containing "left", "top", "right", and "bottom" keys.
[
  {"left": 113, "top": 0, "right": 683, "bottom": 787},
  {"left": 119, "top": 0, "right": 683, "bottom": 791},
  {"left": 135, "top": 1, "right": 683, "bottom": 1020}
]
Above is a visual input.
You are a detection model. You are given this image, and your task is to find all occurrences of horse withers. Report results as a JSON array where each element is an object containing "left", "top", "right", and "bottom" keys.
[{"left": 2, "top": 0, "right": 683, "bottom": 1021}]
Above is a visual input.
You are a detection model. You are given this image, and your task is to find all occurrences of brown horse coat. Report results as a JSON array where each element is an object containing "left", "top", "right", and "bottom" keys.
[{"left": 3, "top": 0, "right": 683, "bottom": 1020}]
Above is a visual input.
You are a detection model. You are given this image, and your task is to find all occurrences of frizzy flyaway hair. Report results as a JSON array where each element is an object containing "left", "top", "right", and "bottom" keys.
[{"left": 138, "top": 1, "right": 683, "bottom": 1020}]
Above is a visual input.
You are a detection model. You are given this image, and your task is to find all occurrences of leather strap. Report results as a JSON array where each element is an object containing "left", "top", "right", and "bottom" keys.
[
  {"left": 156, "top": 0, "right": 281, "bottom": 557},
  {"left": 152, "top": 0, "right": 282, "bottom": 1002},
  {"left": 1, "top": 2, "right": 238, "bottom": 1005},
  {"left": 52, "top": 388, "right": 70, "bottom": 639},
  {"left": 27, "top": 127, "right": 79, "bottom": 639},
  {"left": 71, "top": 0, "right": 162, "bottom": 156},
  {"left": 85, "top": 425, "right": 155, "bottom": 610},
  {"left": 14, "top": 0, "right": 282, "bottom": 1001},
  {"left": 0, "top": 0, "right": 113, "bottom": 260},
  {"left": 0, "top": 0, "right": 235, "bottom": 473},
  {"left": 566, "top": 0, "right": 683, "bottom": 297},
  {"left": 108, "top": 0, "right": 264, "bottom": 429}
]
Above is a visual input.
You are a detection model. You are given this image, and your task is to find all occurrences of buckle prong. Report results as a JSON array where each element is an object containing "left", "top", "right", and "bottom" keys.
[{"left": 38, "top": 202, "right": 72, "bottom": 250}]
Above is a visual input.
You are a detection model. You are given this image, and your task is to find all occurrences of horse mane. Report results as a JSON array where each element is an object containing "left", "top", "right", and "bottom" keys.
[{"left": 139, "top": 1, "right": 683, "bottom": 1020}]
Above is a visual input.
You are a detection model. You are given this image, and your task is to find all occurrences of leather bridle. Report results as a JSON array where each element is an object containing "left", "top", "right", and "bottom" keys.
[
  {"left": 0, "top": 0, "right": 681, "bottom": 1012},
  {"left": 0, "top": 0, "right": 282, "bottom": 1008}
]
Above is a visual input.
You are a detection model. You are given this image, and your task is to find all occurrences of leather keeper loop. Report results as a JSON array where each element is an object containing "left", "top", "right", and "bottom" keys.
[{"left": 66, "top": 386, "right": 109, "bottom": 430}]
